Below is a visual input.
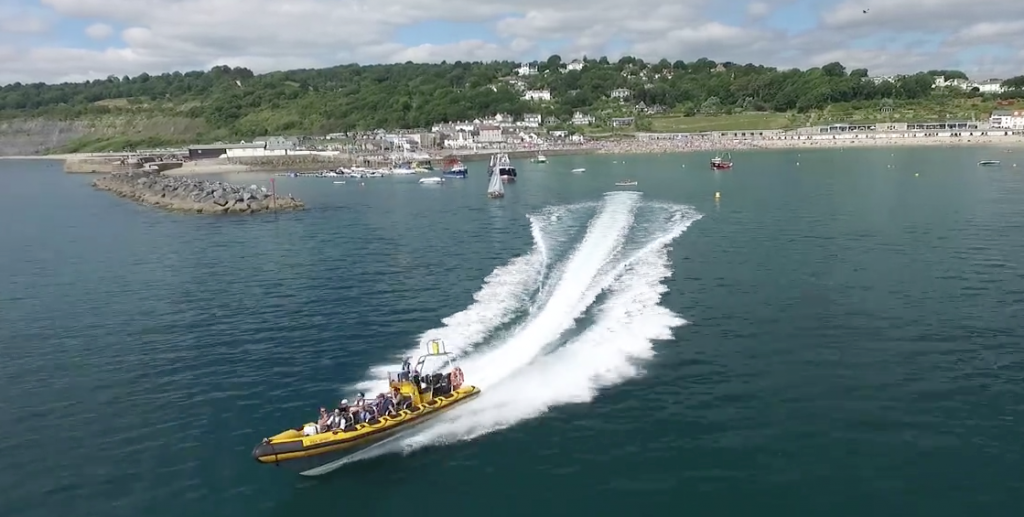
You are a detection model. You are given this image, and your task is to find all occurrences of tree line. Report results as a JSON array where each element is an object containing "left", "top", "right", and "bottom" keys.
[{"left": 1, "top": 57, "right": 1023, "bottom": 137}]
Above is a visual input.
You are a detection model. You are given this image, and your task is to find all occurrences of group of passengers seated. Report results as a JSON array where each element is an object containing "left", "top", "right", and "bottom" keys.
[
  {"left": 303, "top": 359, "right": 460, "bottom": 436},
  {"left": 309, "top": 387, "right": 415, "bottom": 434}
]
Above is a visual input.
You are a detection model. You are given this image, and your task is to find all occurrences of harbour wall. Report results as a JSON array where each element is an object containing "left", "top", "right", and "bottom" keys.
[{"left": 92, "top": 171, "right": 304, "bottom": 214}]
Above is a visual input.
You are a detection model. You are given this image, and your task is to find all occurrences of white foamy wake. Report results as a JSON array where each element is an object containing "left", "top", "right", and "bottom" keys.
[
  {"left": 347, "top": 193, "right": 702, "bottom": 461},
  {"left": 399, "top": 201, "right": 702, "bottom": 448},
  {"left": 355, "top": 202, "right": 595, "bottom": 391}
]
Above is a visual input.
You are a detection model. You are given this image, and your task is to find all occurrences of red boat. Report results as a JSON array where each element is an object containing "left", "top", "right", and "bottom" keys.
[{"left": 711, "top": 152, "right": 733, "bottom": 170}]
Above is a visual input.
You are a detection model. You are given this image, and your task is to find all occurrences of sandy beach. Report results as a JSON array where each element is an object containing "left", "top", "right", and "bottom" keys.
[
  {"left": 3, "top": 133, "right": 1023, "bottom": 173},
  {"left": 593, "top": 133, "right": 1024, "bottom": 155}
]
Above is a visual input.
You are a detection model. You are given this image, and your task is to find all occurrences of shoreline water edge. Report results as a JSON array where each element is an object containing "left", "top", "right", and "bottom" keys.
[{"left": 3, "top": 132, "right": 1023, "bottom": 175}]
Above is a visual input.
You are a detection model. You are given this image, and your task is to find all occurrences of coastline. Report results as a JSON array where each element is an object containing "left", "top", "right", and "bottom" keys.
[{"left": 3, "top": 134, "right": 1023, "bottom": 173}]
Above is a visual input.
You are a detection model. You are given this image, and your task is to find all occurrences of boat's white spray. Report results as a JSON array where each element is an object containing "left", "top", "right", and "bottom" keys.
[
  {"left": 330, "top": 193, "right": 702, "bottom": 471},
  {"left": 357, "top": 202, "right": 596, "bottom": 390}
]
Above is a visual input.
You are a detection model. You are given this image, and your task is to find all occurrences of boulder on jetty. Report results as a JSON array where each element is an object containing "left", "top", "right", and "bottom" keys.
[{"left": 92, "top": 170, "right": 304, "bottom": 214}]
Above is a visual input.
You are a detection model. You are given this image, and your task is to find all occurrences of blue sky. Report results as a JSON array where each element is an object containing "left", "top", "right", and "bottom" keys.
[{"left": 0, "top": 0, "right": 1021, "bottom": 84}]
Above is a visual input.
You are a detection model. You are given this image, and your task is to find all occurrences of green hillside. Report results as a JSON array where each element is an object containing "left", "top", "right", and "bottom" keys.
[{"left": 2, "top": 58, "right": 1024, "bottom": 153}]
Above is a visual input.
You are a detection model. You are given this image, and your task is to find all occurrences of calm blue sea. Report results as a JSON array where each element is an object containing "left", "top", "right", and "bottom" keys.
[{"left": 1, "top": 147, "right": 1022, "bottom": 517}]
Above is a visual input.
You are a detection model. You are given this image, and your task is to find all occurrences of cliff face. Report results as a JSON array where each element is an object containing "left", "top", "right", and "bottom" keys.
[
  {"left": 0, "top": 119, "right": 94, "bottom": 155},
  {"left": 0, "top": 116, "right": 207, "bottom": 155}
]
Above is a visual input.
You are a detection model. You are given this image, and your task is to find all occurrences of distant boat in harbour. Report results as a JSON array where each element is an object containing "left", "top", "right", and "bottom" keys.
[
  {"left": 489, "top": 153, "right": 517, "bottom": 182},
  {"left": 711, "top": 152, "right": 733, "bottom": 170},
  {"left": 441, "top": 157, "right": 468, "bottom": 178},
  {"left": 978, "top": 160, "right": 1001, "bottom": 166},
  {"left": 571, "top": 168, "right": 585, "bottom": 173}
]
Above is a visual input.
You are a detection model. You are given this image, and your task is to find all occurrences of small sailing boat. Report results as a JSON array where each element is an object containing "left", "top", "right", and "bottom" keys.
[
  {"left": 978, "top": 160, "right": 1001, "bottom": 166},
  {"left": 711, "top": 152, "right": 733, "bottom": 170},
  {"left": 487, "top": 164, "right": 504, "bottom": 198}
]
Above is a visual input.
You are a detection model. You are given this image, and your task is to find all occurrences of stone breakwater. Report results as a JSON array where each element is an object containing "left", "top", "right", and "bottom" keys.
[{"left": 92, "top": 171, "right": 304, "bottom": 214}]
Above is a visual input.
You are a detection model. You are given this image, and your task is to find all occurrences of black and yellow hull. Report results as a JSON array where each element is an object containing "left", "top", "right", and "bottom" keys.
[{"left": 252, "top": 386, "right": 479, "bottom": 475}]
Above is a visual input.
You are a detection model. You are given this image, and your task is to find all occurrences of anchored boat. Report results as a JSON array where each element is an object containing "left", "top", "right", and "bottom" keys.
[
  {"left": 488, "top": 153, "right": 517, "bottom": 182},
  {"left": 615, "top": 180, "right": 637, "bottom": 186},
  {"left": 711, "top": 152, "right": 733, "bottom": 170},
  {"left": 441, "top": 157, "right": 468, "bottom": 178},
  {"left": 978, "top": 160, "right": 1001, "bottom": 166},
  {"left": 251, "top": 339, "right": 479, "bottom": 475}
]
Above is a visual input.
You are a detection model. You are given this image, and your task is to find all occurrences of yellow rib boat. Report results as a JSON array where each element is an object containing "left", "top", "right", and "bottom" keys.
[{"left": 252, "top": 339, "right": 479, "bottom": 475}]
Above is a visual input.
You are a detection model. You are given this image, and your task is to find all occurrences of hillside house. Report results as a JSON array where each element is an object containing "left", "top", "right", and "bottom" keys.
[
  {"left": 572, "top": 111, "right": 595, "bottom": 125},
  {"left": 522, "top": 113, "right": 543, "bottom": 127},
  {"left": 476, "top": 125, "right": 504, "bottom": 143},
  {"left": 610, "top": 88, "right": 630, "bottom": 99},
  {"left": 975, "top": 79, "right": 1005, "bottom": 93},
  {"left": 990, "top": 110, "right": 1024, "bottom": 129},
  {"left": 516, "top": 63, "right": 538, "bottom": 76},
  {"left": 523, "top": 89, "right": 551, "bottom": 101}
]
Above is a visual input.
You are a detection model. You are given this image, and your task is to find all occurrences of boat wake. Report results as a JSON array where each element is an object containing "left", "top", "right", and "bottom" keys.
[{"left": 349, "top": 191, "right": 702, "bottom": 463}]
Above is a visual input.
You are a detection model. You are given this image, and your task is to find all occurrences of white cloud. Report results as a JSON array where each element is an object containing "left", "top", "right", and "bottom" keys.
[
  {"left": 84, "top": 23, "right": 114, "bottom": 40},
  {"left": 0, "top": 0, "right": 1020, "bottom": 84}
]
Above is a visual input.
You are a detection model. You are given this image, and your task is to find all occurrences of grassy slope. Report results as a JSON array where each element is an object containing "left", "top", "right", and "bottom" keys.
[{"left": 32, "top": 96, "right": 1024, "bottom": 153}]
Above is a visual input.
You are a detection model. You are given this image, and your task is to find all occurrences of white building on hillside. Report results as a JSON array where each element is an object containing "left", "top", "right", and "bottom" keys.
[
  {"left": 990, "top": 110, "right": 1024, "bottom": 129},
  {"left": 523, "top": 89, "right": 551, "bottom": 101},
  {"left": 571, "top": 111, "right": 594, "bottom": 125},
  {"left": 565, "top": 59, "right": 585, "bottom": 72},
  {"left": 975, "top": 79, "right": 1005, "bottom": 93},
  {"left": 933, "top": 75, "right": 970, "bottom": 89},
  {"left": 516, "top": 63, "right": 538, "bottom": 76},
  {"left": 521, "top": 113, "right": 542, "bottom": 127}
]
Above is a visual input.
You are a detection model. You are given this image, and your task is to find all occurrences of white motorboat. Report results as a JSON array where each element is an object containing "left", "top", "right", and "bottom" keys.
[
  {"left": 615, "top": 180, "right": 637, "bottom": 186},
  {"left": 418, "top": 177, "right": 444, "bottom": 184},
  {"left": 571, "top": 168, "right": 585, "bottom": 173}
]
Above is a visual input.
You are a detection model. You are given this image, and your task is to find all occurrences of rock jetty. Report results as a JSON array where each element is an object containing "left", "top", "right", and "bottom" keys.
[{"left": 92, "top": 171, "right": 304, "bottom": 214}]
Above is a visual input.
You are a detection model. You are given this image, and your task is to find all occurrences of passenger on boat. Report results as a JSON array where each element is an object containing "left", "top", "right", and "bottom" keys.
[
  {"left": 399, "top": 357, "right": 412, "bottom": 381},
  {"left": 311, "top": 407, "right": 331, "bottom": 435},
  {"left": 330, "top": 408, "right": 349, "bottom": 430},
  {"left": 376, "top": 393, "right": 396, "bottom": 416}
]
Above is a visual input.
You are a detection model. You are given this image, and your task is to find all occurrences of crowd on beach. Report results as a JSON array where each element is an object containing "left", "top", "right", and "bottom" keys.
[
  {"left": 591, "top": 135, "right": 769, "bottom": 154},
  {"left": 581, "top": 132, "right": 1024, "bottom": 155}
]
